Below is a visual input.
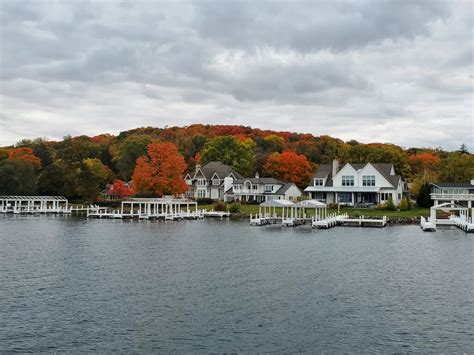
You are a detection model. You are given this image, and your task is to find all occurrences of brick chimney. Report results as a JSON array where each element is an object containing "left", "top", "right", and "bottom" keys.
[
  {"left": 255, "top": 171, "right": 260, "bottom": 179},
  {"left": 332, "top": 159, "right": 339, "bottom": 177}
]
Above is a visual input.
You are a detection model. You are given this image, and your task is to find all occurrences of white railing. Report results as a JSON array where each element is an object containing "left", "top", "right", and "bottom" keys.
[{"left": 431, "top": 193, "right": 474, "bottom": 201}]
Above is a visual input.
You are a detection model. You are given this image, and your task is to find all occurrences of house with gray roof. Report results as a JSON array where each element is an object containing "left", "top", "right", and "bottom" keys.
[
  {"left": 185, "top": 161, "right": 243, "bottom": 201},
  {"left": 304, "top": 159, "right": 405, "bottom": 206},
  {"left": 225, "top": 172, "right": 302, "bottom": 203}
]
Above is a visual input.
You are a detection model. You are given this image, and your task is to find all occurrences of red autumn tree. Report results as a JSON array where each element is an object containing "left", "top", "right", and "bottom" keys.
[
  {"left": 111, "top": 179, "right": 135, "bottom": 198},
  {"left": 263, "top": 151, "right": 313, "bottom": 187},
  {"left": 132, "top": 142, "right": 188, "bottom": 196},
  {"left": 8, "top": 147, "right": 42, "bottom": 169}
]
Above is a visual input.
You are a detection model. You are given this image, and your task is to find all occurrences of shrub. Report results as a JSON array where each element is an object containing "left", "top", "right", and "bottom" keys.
[
  {"left": 197, "top": 198, "right": 214, "bottom": 205},
  {"left": 213, "top": 201, "right": 226, "bottom": 211},
  {"left": 228, "top": 202, "right": 241, "bottom": 213},
  {"left": 384, "top": 196, "right": 396, "bottom": 211},
  {"left": 398, "top": 197, "right": 409, "bottom": 211},
  {"left": 352, "top": 211, "right": 360, "bottom": 218}
]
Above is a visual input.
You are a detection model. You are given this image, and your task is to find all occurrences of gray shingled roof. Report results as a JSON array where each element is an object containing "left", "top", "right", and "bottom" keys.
[
  {"left": 274, "top": 183, "right": 301, "bottom": 195},
  {"left": 311, "top": 162, "right": 401, "bottom": 188},
  {"left": 233, "top": 177, "right": 283, "bottom": 185},
  {"left": 197, "top": 161, "right": 243, "bottom": 180},
  {"left": 311, "top": 164, "right": 333, "bottom": 186}
]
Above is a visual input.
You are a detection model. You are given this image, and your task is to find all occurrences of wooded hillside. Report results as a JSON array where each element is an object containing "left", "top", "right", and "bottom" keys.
[{"left": 0, "top": 124, "right": 472, "bottom": 201}]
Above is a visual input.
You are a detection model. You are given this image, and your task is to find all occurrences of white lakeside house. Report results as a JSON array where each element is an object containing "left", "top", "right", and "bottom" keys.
[
  {"left": 431, "top": 181, "right": 474, "bottom": 208},
  {"left": 225, "top": 173, "right": 302, "bottom": 203},
  {"left": 304, "top": 160, "right": 405, "bottom": 206},
  {"left": 185, "top": 161, "right": 242, "bottom": 201}
]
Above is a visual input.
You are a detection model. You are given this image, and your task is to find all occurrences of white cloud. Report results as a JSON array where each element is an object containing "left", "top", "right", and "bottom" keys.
[{"left": 0, "top": 0, "right": 472, "bottom": 151}]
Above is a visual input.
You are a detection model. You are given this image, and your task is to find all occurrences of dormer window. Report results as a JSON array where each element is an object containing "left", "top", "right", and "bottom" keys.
[
  {"left": 314, "top": 178, "right": 324, "bottom": 186},
  {"left": 212, "top": 179, "right": 220, "bottom": 186},
  {"left": 342, "top": 176, "right": 354, "bottom": 186},
  {"left": 197, "top": 178, "right": 206, "bottom": 186},
  {"left": 265, "top": 185, "right": 273, "bottom": 192}
]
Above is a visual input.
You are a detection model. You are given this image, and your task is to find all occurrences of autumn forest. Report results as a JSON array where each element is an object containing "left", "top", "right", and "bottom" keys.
[{"left": 0, "top": 124, "right": 472, "bottom": 202}]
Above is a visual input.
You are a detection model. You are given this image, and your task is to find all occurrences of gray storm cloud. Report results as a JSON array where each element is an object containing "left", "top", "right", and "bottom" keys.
[{"left": 0, "top": 0, "right": 472, "bottom": 150}]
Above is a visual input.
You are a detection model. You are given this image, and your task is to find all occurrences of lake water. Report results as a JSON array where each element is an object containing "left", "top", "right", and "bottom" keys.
[{"left": 1, "top": 215, "right": 473, "bottom": 352}]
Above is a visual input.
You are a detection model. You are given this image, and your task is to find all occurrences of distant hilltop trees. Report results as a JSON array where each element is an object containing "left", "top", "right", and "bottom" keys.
[{"left": 0, "top": 124, "right": 472, "bottom": 202}]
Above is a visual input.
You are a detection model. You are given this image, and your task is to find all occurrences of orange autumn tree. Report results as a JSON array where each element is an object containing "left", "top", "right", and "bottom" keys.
[
  {"left": 132, "top": 142, "right": 188, "bottom": 196},
  {"left": 111, "top": 179, "right": 135, "bottom": 198},
  {"left": 409, "top": 153, "right": 440, "bottom": 175},
  {"left": 8, "top": 147, "right": 42, "bottom": 169},
  {"left": 263, "top": 151, "right": 313, "bottom": 187}
]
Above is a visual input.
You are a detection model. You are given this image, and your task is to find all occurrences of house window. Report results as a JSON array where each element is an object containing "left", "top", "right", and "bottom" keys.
[
  {"left": 253, "top": 185, "right": 258, "bottom": 191},
  {"left": 314, "top": 179, "right": 324, "bottom": 186},
  {"left": 197, "top": 189, "right": 206, "bottom": 198},
  {"left": 342, "top": 176, "right": 354, "bottom": 186},
  {"left": 212, "top": 179, "right": 220, "bottom": 186},
  {"left": 265, "top": 185, "right": 273, "bottom": 192},
  {"left": 234, "top": 185, "right": 240, "bottom": 191},
  {"left": 338, "top": 192, "right": 352, "bottom": 202},
  {"left": 197, "top": 178, "right": 206, "bottom": 186},
  {"left": 362, "top": 175, "right": 376, "bottom": 186}
]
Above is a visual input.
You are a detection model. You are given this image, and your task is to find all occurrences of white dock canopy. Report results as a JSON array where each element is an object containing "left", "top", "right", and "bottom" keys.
[
  {"left": 260, "top": 199, "right": 295, "bottom": 207},
  {"left": 121, "top": 197, "right": 198, "bottom": 216},
  {"left": 296, "top": 199, "right": 327, "bottom": 220},
  {"left": 0, "top": 195, "right": 69, "bottom": 213},
  {"left": 258, "top": 199, "right": 296, "bottom": 219},
  {"left": 295, "top": 199, "right": 327, "bottom": 208}
]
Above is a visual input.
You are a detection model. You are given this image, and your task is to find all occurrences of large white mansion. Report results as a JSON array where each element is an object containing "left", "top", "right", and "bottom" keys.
[{"left": 304, "top": 160, "right": 405, "bottom": 206}]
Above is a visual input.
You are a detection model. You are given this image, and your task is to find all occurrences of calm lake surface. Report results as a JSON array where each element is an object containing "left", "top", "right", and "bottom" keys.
[{"left": 1, "top": 216, "right": 473, "bottom": 353}]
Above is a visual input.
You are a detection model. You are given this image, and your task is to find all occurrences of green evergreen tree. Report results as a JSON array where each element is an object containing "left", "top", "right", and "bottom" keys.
[{"left": 416, "top": 183, "right": 433, "bottom": 208}]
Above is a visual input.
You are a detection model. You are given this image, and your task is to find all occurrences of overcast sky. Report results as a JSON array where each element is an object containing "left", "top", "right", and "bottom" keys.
[{"left": 0, "top": 0, "right": 472, "bottom": 150}]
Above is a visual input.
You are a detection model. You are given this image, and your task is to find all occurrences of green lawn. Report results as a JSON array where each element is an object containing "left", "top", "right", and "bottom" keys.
[{"left": 198, "top": 203, "right": 429, "bottom": 218}]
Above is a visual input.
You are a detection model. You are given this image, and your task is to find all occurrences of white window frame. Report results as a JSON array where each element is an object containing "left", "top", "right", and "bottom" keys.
[
  {"left": 342, "top": 175, "right": 354, "bottom": 187},
  {"left": 362, "top": 175, "right": 376, "bottom": 187},
  {"left": 314, "top": 178, "right": 324, "bottom": 186}
]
